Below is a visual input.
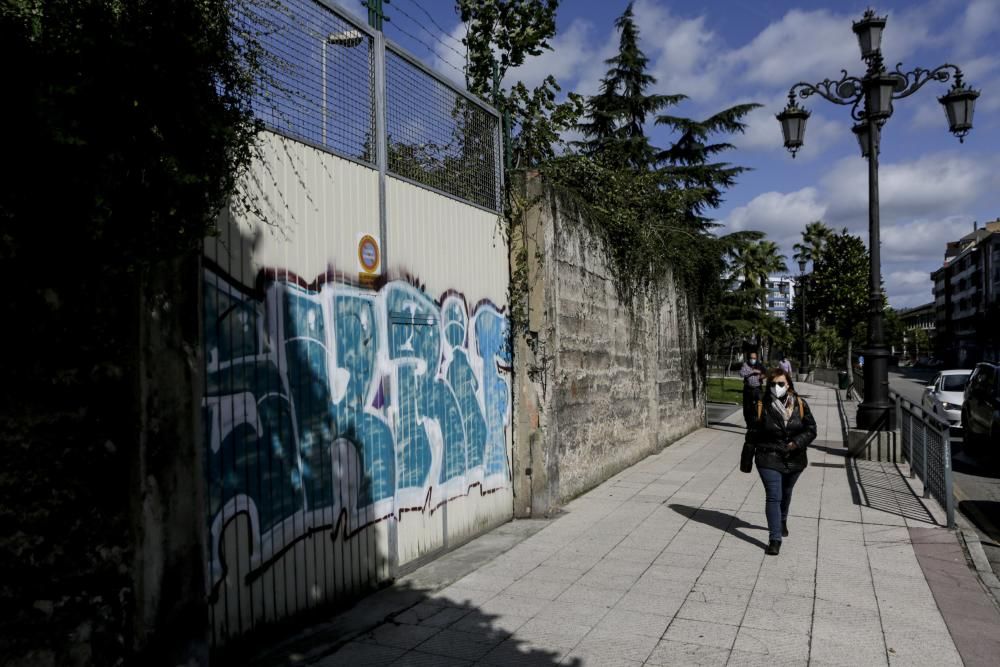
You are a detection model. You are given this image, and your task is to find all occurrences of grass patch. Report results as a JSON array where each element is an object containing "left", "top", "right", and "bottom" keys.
[{"left": 707, "top": 377, "right": 743, "bottom": 404}]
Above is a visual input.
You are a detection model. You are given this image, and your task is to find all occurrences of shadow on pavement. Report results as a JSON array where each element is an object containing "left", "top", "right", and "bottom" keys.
[
  {"left": 668, "top": 504, "right": 768, "bottom": 550},
  {"left": 220, "top": 582, "right": 578, "bottom": 667},
  {"left": 958, "top": 500, "right": 1000, "bottom": 543}
]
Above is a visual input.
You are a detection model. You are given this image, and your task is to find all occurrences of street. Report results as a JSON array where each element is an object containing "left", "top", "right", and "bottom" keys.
[{"left": 889, "top": 368, "right": 1000, "bottom": 584}]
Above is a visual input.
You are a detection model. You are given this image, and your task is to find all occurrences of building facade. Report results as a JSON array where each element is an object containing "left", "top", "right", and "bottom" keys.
[
  {"left": 898, "top": 302, "right": 935, "bottom": 361},
  {"left": 765, "top": 275, "right": 796, "bottom": 320},
  {"left": 932, "top": 219, "right": 1000, "bottom": 367}
]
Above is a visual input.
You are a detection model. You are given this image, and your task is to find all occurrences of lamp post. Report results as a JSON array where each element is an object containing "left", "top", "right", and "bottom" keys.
[
  {"left": 776, "top": 9, "right": 980, "bottom": 431},
  {"left": 322, "top": 30, "right": 365, "bottom": 146},
  {"left": 798, "top": 259, "right": 808, "bottom": 381}
]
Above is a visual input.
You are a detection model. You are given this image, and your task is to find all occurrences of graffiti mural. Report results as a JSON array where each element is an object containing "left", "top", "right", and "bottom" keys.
[{"left": 202, "top": 269, "right": 511, "bottom": 589}]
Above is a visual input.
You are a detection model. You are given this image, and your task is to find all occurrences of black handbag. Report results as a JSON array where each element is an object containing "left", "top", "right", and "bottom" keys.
[{"left": 740, "top": 438, "right": 755, "bottom": 473}]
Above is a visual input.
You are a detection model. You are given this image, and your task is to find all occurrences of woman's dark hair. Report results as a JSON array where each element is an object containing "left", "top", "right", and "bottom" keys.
[{"left": 766, "top": 367, "right": 795, "bottom": 394}]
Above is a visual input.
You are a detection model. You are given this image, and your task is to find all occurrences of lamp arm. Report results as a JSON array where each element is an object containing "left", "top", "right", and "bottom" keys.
[
  {"left": 889, "top": 63, "right": 964, "bottom": 100},
  {"left": 788, "top": 71, "right": 866, "bottom": 108}
]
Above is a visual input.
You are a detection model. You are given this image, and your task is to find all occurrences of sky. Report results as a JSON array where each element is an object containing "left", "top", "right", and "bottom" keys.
[{"left": 355, "top": 0, "right": 1000, "bottom": 309}]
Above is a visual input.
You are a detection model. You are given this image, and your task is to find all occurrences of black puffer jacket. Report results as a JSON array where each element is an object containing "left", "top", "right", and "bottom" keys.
[{"left": 745, "top": 390, "right": 817, "bottom": 473}]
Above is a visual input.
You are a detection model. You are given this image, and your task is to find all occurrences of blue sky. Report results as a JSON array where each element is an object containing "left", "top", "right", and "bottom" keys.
[{"left": 357, "top": 0, "right": 1000, "bottom": 308}]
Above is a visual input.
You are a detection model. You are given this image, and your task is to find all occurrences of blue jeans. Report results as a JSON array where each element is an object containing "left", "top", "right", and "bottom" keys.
[{"left": 757, "top": 467, "right": 802, "bottom": 542}]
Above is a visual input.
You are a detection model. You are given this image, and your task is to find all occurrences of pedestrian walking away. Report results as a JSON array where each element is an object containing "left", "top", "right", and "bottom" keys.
[
  {"left": 739, "top": 351, "right": 765, "bottom": 428},
  {"left": 740, "top": 367, "right": 817, "bottom": 555}
]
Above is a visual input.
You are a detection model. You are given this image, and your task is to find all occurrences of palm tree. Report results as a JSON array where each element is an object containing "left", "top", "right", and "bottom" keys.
[{"left": 792, "top": 220, "right": 834, "bottom": 269}]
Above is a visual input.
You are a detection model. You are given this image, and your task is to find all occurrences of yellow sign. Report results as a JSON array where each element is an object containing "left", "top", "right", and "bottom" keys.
[{"left": 358, "top": 234, "right": 381, "bottom": 276}]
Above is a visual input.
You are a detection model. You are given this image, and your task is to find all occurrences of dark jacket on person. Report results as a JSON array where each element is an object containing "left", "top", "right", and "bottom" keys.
[{"left": 745, "top": 389, "right": 818, "bottom": 473}]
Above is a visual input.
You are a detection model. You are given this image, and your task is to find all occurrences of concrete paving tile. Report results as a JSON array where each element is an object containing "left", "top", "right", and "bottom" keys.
[
  {"left": 662, "top": 617, "right": 739, "bottom": 649},
  {"left": 453, "top": 572, "right": 519, "bottom": 594},
  {"left": 590, "top": 607, "right": 671, "bottom": 638},
  {"left": 502, "top": 577, "right": 574, "bottom": 601},
  {"left": 512, "top": 616, "right": 594, "bottom": 647},
  {"left": 521, "top": 564, "right": 589, "bottom": 584},
  {"left": 392, "top": 650, "right": 474, "bottom": 666},
  {"left": 358, "top": 622, "right": 442, "bottom": 650},
  {"left": 315, "top": 642, "right": 407, "bottom": 666},
  {"left": 554, "top": 582, "right": 624, "bottom": 607},
  {"left": 727, "top": 648, "right": 806, "bottom": 666},
  {"left": 449, "top": 612, "right": 529, "bottom": 640},
  {"left": 557, "top": 647, "right": 642, "bottom": 666},
  {"left": 415, "top": 605, "right": 473, "bottom": 629},
  {"left": 536, "top": 600, "right": 611, "bottom": 626},
  {"left": 394, "top": 601, "right": 454, "bottom": 625},
  {"left": 688, "top": 582, "right": 754, "bottom": 606},
  {"left": 590, "top": 556, "right": 653, "bottom": 576},
  {"left": 731, "top": 626, "right": 809, "bottom": 661},
  {"left": 603, "top": 545, "right": 662, "bottom": 565},
  {"left": 572, "top": 629, "right": 659, "bottom": 663},
  {"left": 415, "top": 628, "right": 504, "bottom": 661},
  {"left": 614, "top": 590, "right": 686, "bottom": 617},
  {"left": 676, "top": 599, "right": 748, "bottom": 626},
  {"left": 574, "top": 570, "right": 639, "bottom": 592},
  {"left": 477, "top": 637, "right": 570, "bottom": 666},
  {"left": 645, "top": 640, "right": 730, "bottom": 666},
  {"left": 695, "top": 569, "right": 759, "bottom": 591},
  {"left": 478, "top": 593, "right": 552, "bottom": 619},
  {"left": 431, "top": 586, "right": 497, "bottom": 608}
]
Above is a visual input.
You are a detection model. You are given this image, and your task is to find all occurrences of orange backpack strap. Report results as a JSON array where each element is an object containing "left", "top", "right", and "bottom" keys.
[
  {"left": 756, "top": 400, "right": 763, "bottom": 422},
  {"left": 797, "top": 397, "right": 804, "bottom": 419}
]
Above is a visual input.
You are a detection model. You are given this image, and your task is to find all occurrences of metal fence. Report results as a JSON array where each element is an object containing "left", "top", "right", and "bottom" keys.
[
  {"left": 234, "top": 0, "right": 502, "bottom": 212},
  {"left": 893, "top": 390, "right": 955, "bottom": 527}
]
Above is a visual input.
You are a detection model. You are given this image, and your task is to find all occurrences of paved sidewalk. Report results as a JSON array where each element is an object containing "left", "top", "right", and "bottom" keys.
[{"left": 289, "top": 383, "right": 997, "bottom": 666}]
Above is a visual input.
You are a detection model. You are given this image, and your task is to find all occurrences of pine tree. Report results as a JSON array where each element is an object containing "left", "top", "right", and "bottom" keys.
[
  {"left": 655, "top": 103, "right": 761, "bottom": 225},
  {"left": 576, "top": 3, "right": 680, "bottom": 170}
]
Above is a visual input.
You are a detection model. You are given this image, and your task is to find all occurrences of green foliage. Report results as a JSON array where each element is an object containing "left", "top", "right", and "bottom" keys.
[
  {"left": 457, "top": 0, "right": 582, "bottom": 169},
  {"left": 707, "top": 377, "right": 743, "bottom": 405},
  {"left": 575, "top": 3, "right": 680, "bottom": 170},
  {"left": 811, "top": 231, "right": 870, "bottom": 339},
  {"left": 0, "top": 1, "right": 262, "bottom": 662},
  {"left": 655, "top": 103, "right": 761, "bottom": 223},
  {"left": 539, "top": 154, "right": 720, "bottom": 309},
  {"left": 793, "top": 220, "right": 835, "bottom": 270}
]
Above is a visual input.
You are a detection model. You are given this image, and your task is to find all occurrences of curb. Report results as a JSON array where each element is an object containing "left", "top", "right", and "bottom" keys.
[{"left": 955, "top": 515, "right": 1000, "bottom": 611}]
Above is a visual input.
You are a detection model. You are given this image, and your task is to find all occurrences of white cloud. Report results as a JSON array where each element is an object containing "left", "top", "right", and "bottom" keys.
[
  {"left": 885, "top": 268, "right": 935, "bottom": 309},
  {"left": 881, "top": 216, "right": 975, "bottom": 263},
  {"left": 957, "top": 0, "right": 1000, "bottom": 58},
  {"left": 734, "top": 92, "right": 845, "bottom": 159},
  {"left": 822, "top": 153, "right": 994, "bottom": 229},
  {"left": 724, "top": 187, "right": 827, "bottom": 238},
  {"left": 505, "top": 19, "right": 598, "bottom": 91}
]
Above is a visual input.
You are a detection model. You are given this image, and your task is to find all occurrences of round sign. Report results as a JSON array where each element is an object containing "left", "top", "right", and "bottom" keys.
[{"left": 358, "top": 235, "right": 380, "bottom": 273}]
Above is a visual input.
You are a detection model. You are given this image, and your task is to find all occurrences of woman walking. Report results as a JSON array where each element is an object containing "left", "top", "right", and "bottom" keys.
[{"left": 741, "top": 367, "right": 817, "bottom": 555}]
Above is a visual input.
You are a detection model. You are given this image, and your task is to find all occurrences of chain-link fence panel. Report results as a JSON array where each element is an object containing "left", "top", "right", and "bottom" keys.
[
  {"left": 234, "top": 0, "right": 376, "bottom": 164},
  {"left": 385, "top": 45, "right": 501, "bottom": 211}
]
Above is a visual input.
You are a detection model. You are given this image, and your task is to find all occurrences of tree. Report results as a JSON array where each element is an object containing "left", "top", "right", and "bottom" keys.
[
  {"left": 458, "top": 0, "right": 583, "bottom": 170},
  {"left": 793, "top": 220, "right": 835, "bottom": 269},
  {"left": 575, "top": 3, "right": 680, "bottom": 170},
  {"left": 655, "top": 103, "right": 761, "bottom": 225},
  {"left": 1, "top": 1, "right": 261, "bottom": 663},
  {"left": 810, "top": 231, "right": 871, "bottom": 386},
  {"left": 725, "top": 237, "right": 788, "bottom": 308}
]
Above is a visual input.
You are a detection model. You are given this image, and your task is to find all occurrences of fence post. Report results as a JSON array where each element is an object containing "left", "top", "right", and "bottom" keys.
[
  {"left": 942, "top": 421, "right": 955, "bottom": 528},
  {"left": 373, "top": 30, "right": 389, "bottom": 277},
  {"left": 908, "top": 410, "right": 915, "bottom": 478},
  {"left": 922, "top": 421, "right": 930, "bottom": 499}
]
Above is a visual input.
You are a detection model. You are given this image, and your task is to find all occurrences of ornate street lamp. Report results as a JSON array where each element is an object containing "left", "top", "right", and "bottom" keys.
[
  {"left": 798, "top": 259, "right": 808, "bottom": 381},
  {"left": 777, "top": 9, "right": 981, "bottom": 432}
]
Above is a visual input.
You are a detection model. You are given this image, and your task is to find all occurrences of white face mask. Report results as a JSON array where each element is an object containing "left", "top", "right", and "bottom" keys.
[{"left": 773, "top": 384, "right": 788, "bottom": 399}]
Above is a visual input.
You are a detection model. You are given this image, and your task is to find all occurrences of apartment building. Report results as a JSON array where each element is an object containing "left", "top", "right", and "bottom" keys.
[{"left": 765, "top": 275, "right": 796, "bottom": 320}]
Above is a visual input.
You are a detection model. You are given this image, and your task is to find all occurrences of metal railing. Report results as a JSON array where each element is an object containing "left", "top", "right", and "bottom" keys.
[
  {"left": 892, "top": 390, "right": 955, "bottom": 527},
  {"left": 233, "top": 0, "right": 502, "bottom": 212}
]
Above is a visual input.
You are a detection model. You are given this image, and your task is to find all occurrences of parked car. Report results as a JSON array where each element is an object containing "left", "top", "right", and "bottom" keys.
[
  {"left": 922, "top": 369, "right": 972, "bottom": 428},
  {"left": 961, "top": 362, "right": 1000, "bottom": 452}
]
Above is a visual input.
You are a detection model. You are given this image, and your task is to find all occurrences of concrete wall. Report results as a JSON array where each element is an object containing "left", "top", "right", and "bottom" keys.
[
  {"left": 514, "top": 181, "right": 704, "bottom": 516},
  {"left": 203, "top": 131, "right": 512, "bottom": 644}
]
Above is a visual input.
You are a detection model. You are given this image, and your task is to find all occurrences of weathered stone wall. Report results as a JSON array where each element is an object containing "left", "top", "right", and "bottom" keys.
[{"left": 513, "top": 180, "right": 704, "bottom": 515}]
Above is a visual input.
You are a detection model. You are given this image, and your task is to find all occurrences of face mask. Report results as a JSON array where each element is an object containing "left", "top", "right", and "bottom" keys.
[
  {"left": 773, "top": 383, "right": 788, "bottom": 399},
  {"left": 750, "top": 359, "right": 758, "bottom": 366}
]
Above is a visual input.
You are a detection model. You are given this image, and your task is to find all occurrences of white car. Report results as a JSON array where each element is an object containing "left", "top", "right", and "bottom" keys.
[{"left": 922, "top": 369, "right": 973, "bottom": 428}]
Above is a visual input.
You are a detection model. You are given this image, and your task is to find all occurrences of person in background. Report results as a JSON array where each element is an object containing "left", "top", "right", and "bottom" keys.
[
  {"left": 739, "top": 350, "right": 764, "bottom": 428},
  {"left": 779, "top": 355, "right": 793, "bottom": 376}
]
